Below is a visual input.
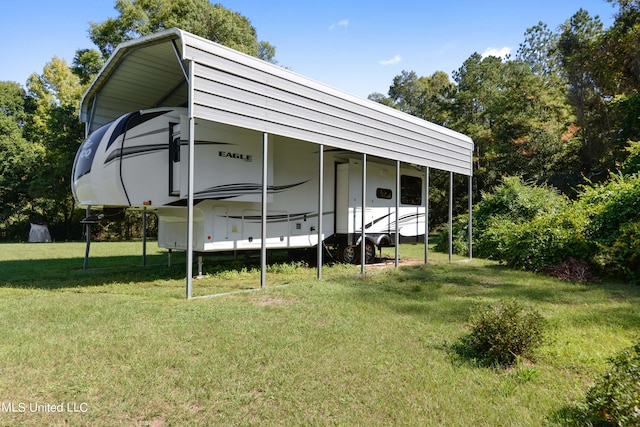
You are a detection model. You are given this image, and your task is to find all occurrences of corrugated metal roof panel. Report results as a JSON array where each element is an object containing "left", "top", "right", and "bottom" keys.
[{"left": 192, "top": 77, "right": 472, "bottom": 174}]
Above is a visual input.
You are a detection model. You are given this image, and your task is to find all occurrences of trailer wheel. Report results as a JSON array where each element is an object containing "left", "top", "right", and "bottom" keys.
[
  {"left": 337, "top": 244, "right": 357, "bottom": 264},
  {"left": 357, "top": 240, "right": 376, "bottom": 264}
]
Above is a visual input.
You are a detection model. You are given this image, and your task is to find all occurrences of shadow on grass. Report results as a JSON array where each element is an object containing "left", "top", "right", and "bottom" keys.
[
  {"left": 346, "top": 262, "right": 557, "bottom": 302},
  {"left": 338, "top": 260, "right": 640, "bottom": 335},
  {"left": 367, "top": 262, "right": 640, "bottom": 303},
  {"left": 0, "top": 248, "right": 317, "bottom": 291},
  {"left": 445, "top": 334, "right": 491, "bottom": 369},
  {"left": 546, "top": 405, "right": 606, "bottom": 427},
  {"left": 0, "top": 254, "right": 186, "bottom": 290},
  {"left": 567, "top": 305, "right": 640, "bottom": 331}
]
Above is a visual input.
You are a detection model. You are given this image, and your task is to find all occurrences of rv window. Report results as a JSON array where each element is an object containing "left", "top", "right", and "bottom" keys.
[
  {"left": 106, "top": 112, "right": 135, "bottom": 149},
  {"left": 376, "top": 188, "right": 392, "bottom": 199},
  {"left": 72, "top": 122, "right": 112, "bottom": 181},
  {"left": 401, "top": 175, "right": 422, "bottom": 205}
]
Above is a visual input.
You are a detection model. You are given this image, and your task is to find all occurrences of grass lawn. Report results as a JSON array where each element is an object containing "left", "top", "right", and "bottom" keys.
[{"left": 0, "top": 241, "right": 638, "bottom": 425}]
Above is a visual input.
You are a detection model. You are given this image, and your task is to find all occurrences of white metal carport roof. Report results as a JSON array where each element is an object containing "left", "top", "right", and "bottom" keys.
[{"left": 81, "top": 28, "right": 473, "bottom": 177}]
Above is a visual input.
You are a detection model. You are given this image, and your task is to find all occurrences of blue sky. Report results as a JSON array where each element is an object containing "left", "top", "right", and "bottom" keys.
[{"left": 1, "top": 0, "right": 616, "bottom": 98}]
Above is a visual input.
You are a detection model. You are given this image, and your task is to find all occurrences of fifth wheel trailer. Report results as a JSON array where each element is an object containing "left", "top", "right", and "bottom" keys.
[{"left": 72, "top": 107, "right": 430, "bottom": 263}]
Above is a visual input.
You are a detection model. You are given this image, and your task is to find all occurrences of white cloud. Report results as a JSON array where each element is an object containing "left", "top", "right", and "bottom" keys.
[
  {"left": 481, "top": 46, "right": 511, "bottom": 60},
  {"left": 379, "top": 54, "right": 402, "bottom": 65},
  {"left": 329, "top": 19, "right": 349, "bottom": 30},
  {"left": 438, "top": 42, "right": 455, "bottom": 55}
]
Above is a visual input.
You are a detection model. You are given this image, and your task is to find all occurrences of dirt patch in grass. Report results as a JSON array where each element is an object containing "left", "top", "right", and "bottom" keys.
[
  {"left": 251, "top": 295, "right": 298, "bottom": 307},
  {"left": 366, "top": 257, "right": 426, "bottom": 269}
]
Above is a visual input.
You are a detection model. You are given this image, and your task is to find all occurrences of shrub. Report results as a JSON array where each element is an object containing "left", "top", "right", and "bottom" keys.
[
  {"left": 577, "top": 173, "right": 640, "bottom": 281},
  {"left": 473, "top": 176, "right": 567, "bottom": 228},
  {"left": 584, "top": 339, "right": 640, "bottom": 426},
  {"left": 488, "top": 209, "right": 590, "bottom": 272},
  {"left": 464, "top": 299, "right": 549, "bottom": 367},
  {"left": 444, "top": 176, "right": 587, "bottom": 271},
  {"left": 435, "top": 176, "right": 567, "bottom": 258},
  {"left": 594, "top": 219, "right": 640, "bottom": 283},
  {"left": 443, "top": 173, "right": 640, "bottom": 282},
  {"left": 433, "top": 215, "right": 472, "bottom": 256},
  {"left": 578, "top": 173, "right": 640, "bottom": 246},
  {"left": 620, "top": 140, "right": 640, "bottom": 176}
]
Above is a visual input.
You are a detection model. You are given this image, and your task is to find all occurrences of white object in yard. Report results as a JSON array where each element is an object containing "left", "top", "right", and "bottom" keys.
[{"left": 28, "top": 223, "right": 51, "bottom": 243}]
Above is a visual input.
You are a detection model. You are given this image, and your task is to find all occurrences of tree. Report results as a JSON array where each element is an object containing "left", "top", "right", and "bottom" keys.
[
  {"left": 23, "top": 57, "right": 85, "bottom": 236},
  {"left": 89, "top": 0, "right": 276, "bottom": 62},
  {"left": 451, "top": 53, "right": 505, "bottom": 189},
  {"left": 367, "top": 92, "right": 395, "bottom": 108},
  {"left": 491, "top": 60, "right": 577, "bottom": 187},
  {"left": 0, "top": 82, "right": 46, "bottom": 238},
  {"left": 598, "top": 1, "right": 640, "bottom": 93},
  {"left": 72, "top": 49, "right": 105, "bottom": 85},
  {"left": 0, "top": 81, "right": 27, "bottom": 128},
  {"left": 381, "top": 70, "right": 455, "bottom": 126},
  {"left": 517, "top": 22, "right": 561, "bottom": 78},
  {"left": 387, "top": 70, "right": 423, "bottom": 114},
  {"left": 558, "top": 9, "right": 611, "bottom": 179},
  {"left": 420, "top": 71, "right": 457, "bottom": 126},
  {"left": 451, "top": 53, "right": 577, "bottom": 194},
  {"left": 594, "top": 1, "right": 640, "bottom": 151}
]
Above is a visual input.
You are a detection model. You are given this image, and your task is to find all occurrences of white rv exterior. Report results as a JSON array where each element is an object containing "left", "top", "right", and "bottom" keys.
[{"left": 72, "top": 107, "right": 429, "bottom": 262}]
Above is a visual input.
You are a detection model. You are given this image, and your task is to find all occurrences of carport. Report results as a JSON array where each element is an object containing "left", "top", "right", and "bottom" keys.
[{"left": 79, "top": 28, "right": 474, "bottom": 298}]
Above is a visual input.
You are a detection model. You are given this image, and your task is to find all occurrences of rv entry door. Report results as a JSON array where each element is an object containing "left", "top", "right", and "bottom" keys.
[{"left": 169, "top": 123, "right": 180, "bottom": 196}]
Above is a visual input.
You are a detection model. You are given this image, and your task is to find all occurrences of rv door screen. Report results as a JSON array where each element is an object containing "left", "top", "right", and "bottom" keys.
[{"left": 169, "top": 122, "right": 180, "bottom": 196}]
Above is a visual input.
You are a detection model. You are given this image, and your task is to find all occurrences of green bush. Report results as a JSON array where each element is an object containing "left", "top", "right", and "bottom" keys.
[
  {"left": 473, "top": 176, "right": 567, "bottom": 228},
  {"left": 620, "top": 140, "right": 640, "bottom": 176},
  {"left": 433, "top": 215, "right": 472, "bottom": 256},
  {"left": 578, "top": 173, "right": 640, "bottom": 246},
  {"left": 445, "top": 173, "right": 639, "bottom": 282},
  {"left": 464, "top": 299, "right": 549, "bottom": 367},
  {"left": 594, "top": 219, "right": 640, "bottom": 283},
  {"left": 577, "top": 173, "right": 640, "bottom": 281},
  {"left": 584, "top": 339, "right": 640, "bottom": 426},
  {"left": 435, "top": 176, "right": 567, "bottom": 258},
  {"left": 493, "top": 208, "right": 591, "bottom": 272}
]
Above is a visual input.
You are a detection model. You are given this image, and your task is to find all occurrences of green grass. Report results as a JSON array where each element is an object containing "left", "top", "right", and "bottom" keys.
[{"left": 0, "top": 241, "right": 638, "bottom": 425}]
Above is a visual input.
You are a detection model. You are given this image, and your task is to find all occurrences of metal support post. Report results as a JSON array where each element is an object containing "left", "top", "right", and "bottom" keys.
[
  {"left": 186, "top": 61, "right": 195, "bottom": 299},
  {"left": 83, "top": 206, "right": 91, "bottom": 270},
  {"left": 449, "top": 171, "right": 453, "bottom": 262},
  {"left": 317, "top": 144, "right": 324, "bottom": 279},
  {"left": 425, "top": 167, "right": 430, "bottom": 264},
  {"left": 260, "top": 133, "right": 268, "bottom": 289},
  {"left": 142, "top": 206, "right": 147, "bottom": 267},
  {"left": 361, "top": 153, "right": 367, "bottom": 275},
  {"left": 395, "top": 161, "right": 400, "bottom": 268},
  {"left": 469, "top": 175, "right": 473, "bottom": 260}
]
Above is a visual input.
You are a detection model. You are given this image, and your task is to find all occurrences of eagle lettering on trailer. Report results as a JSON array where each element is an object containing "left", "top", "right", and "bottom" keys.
[{"left": 219, "top": 151, "right": 253, "bottom": 162}]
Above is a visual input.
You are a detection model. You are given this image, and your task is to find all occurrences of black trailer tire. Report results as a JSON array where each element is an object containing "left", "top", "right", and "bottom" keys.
[
  {"left": 357, "top": 240, "right": 376, "bottom": 264},
  {"left": 337, "top": 244, "right": 357, "bottom": 264}
]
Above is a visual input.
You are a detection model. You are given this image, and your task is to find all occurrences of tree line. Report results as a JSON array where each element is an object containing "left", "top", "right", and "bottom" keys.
[
  {"left": 370, "top": 0, "right": 639, "bottom": 218},
  {"left": 1, "top": 0, "right": 638, "bottom": 244}
]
